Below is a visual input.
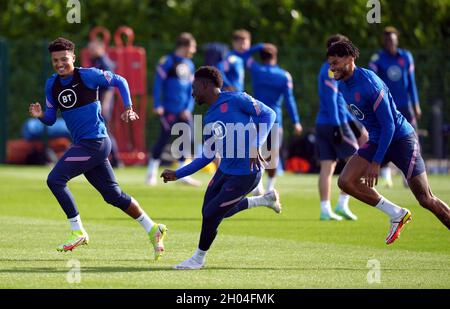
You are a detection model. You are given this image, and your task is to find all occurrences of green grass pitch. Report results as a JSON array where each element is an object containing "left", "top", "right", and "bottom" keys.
[{"left": 0, "top": 165, "right": 449, "bottom": 288}]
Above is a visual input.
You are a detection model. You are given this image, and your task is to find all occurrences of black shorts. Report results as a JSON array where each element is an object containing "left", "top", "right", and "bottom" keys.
[{"left": 316, "top": 124, "right": 358, "bottom": 161}]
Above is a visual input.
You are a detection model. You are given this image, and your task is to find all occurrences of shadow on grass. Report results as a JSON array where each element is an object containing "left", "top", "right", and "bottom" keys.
[
  {"left": 98, "top": 217, "right": 305, "bottom": 222},
  {"left": 0, "top": 265, "right": 445, "bottom": 274},
  {"left": 0, "top": 259, "right": 152, "bottom": 262},
  {"left": 0, "top": 267, "right": 170, "bottom": 273}
]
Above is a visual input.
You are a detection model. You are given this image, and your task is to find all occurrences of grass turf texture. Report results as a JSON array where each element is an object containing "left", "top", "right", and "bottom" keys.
[{"left": 0, "top": 165, "right": 449, "bottom": 288}]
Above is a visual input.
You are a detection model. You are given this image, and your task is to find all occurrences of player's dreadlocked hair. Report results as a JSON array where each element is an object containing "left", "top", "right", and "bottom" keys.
[
  {"left": 326, "top": 40, "right": 360, "bottom": 59},
  {"left": 48, "top": 37, "right": 75, "bottom": 53},
  {"left": 195, "top": 66, "right": 223, "bottom": 88},
  {"left": 326, "top": 34, "right": 349, "bottom": 49}
]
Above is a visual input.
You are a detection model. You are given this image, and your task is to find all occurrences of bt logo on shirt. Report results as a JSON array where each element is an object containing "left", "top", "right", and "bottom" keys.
[
  {"left": 212, "top": 121, "right": 227, "bottom": 140},
  {"left": 58, "top": 89, "right": 78, "bottom": 109}
]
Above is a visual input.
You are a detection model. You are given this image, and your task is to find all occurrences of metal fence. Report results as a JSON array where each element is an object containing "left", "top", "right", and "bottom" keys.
[{"left": 1, "top": 38, "right": 449, "bottom": 162}]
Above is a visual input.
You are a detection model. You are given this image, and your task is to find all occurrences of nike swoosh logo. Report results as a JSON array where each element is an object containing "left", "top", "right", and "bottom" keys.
[{"left": 72, "top": 83, "right": 79, "bottom": 88}]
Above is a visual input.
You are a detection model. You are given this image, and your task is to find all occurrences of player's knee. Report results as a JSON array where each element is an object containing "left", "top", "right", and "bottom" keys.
[
  {"left": 103, "top": 188, "right": 131, "bottom": 210},
  {"left": 417, "top": 193, "right": 434, "bottom": 209},
  {"left": 202, "top": 211, "right": 213, "bottom": 221},
  {"left": 337, "top": 176, "right": 351, "bottom": 192},
  {"left": 46, "top": 173, "right": 65, "bottom": 189},
  {"left": 202, "top": 209, "right": 217, "bottom": 222}
]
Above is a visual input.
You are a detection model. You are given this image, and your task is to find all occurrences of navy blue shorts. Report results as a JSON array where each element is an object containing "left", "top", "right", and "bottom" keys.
[
  {"left": 316, "top": 124, "right": 358, "bottom": 161},
  {"left": 357, "top": 133, "right": 425, "bottom": 180},
  {"left": 203, "top": 169, "right": 261, "bottom": 216}
]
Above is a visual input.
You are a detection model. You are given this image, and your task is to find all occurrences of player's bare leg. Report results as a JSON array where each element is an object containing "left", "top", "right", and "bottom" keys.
[
  {"left": 265, "top": 167, "right": 277, "bottom": 192},
  {"left": 338, "top": 155, "right": 381, "bottom": 205},
  {"left": 319, "top": 160, "right": 337, "bottom": 202},
  {"left": 338, "top": 155, "right": 411, "bottom": 244},
  {"left": 123, "top": 197, "right": 148, "bottom": 219},
  {"left": 319, "top": 160, "right": 342, "bottom": 220},
  {"left": 329, "top": 156, "right": 358, "bottom": 220},
  {"left": 408, "top": 172, "right": 450, "bottom": 229}
]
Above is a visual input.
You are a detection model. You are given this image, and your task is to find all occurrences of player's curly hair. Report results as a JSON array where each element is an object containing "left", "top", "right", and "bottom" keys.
[
  {"left": 48, "top": 37, "right": 75, "bottom": 53},
  {"left": 194, "top": 66, "right": 223, "bottom": 88},
  {"left": 326, "top": 34, "right": 349, "bottom": 49},
  {"left": 326, "top": 40, "right": 360, "bottom": 59}
]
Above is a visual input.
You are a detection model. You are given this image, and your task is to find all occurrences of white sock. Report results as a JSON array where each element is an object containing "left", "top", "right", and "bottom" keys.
[
  {"left": 69, "top": 215, "right": 84, "bottom": 232},
  {"left": 256, "top": 179, "right": 264, "bottom": 192},
  {"left": 320, "top": 200, "right": 332, "bottom": 214},
  {"left": 375, "top": 197, "right": 403, "bottom": 219},
  {"left": 251, "top": 178, "right": 264, "bottom": 195},
  {"left": 247, "top": 195, "right": 271, "bottom": 208},
  {"left": 136, "top": 213, "right": 155, "bottom": 233},
  {"left": 336, "top": 194, "right": 350, "bottom": 210},
  {"left": 193, "top": 248, "right": 207, "bottom": 264},
  {"left": 380, "top": 167, "right": 392, "bottom": 181},
  {"left": 266, "top": 177, "right": 275, "bottom": 192},
  {"left": 147, "top": 159, "right": 160, "bottom": 177}
]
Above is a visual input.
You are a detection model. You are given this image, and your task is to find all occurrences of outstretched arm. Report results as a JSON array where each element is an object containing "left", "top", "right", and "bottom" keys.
[
  {"left": 161, "top": 155, "right": 214, "bottom": 183},
  {"left": 320, "top": 73, "right": 341, "bottom": 126},
  {"left": 153, "top": 56, "right": 173, "bottom": 116},
  {"left": 283, "top": 72, "right": 302, "bottom": 134},
  {"left": 94, "top": 70, "right": 132, "bottom": 109},
  {"left": 32, "top": 79, "right": 57, "bottom": 126},
  {"left": 84, "top": 68, "right": 138, "bottom": 122},
  {"left": 239, "top": 43, "right": 265, "bottom": 62},
  {"left": 406, "top": 51, "right": 421, "bottom": 119},
  {"left": 217, "top": 59, "right": 234, "bottom": 90}
]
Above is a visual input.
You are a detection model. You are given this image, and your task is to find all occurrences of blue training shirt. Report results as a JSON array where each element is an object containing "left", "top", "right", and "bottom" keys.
[
  {"left": 247, "top": 59, "right": 300, "bottom": 126},
  {"left": 316, "top": 61, "right": 353, "bottom": 126},
  {"left": 41, "top": 67, "right": 132, "bottom": 144},
  {"left": 153, "top": 53, "right": 195, "bottom": 114},
  {"left": 176, "top": 92, "right": 276, "bottom": 178},
  {"left": 338, "top": 66, "right": 414, "bottom": 163},
  {"left": 218, "top": 44, "right": 264, "bottom": 92},
  {"left": 368, "top": 48, "right": 419, "bottom": 108}
]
